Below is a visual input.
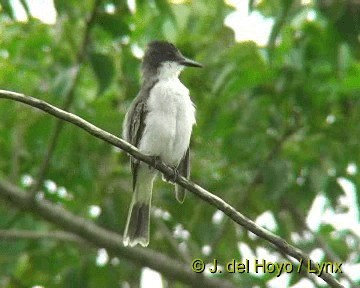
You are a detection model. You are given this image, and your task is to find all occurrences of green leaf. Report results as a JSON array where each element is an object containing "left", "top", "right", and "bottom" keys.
[
  {"left": 263, "top": 160, "right": 294, "bottom": 200},
  {"left": 154, "top": 0, "right": 176, "bottom": 23},
  {"left": 63, "top": 267, "right": 83, "bottom": 288},
  {"left": 51, "top": 67, "right": 78, "bottom": 98},
  {"left": 95, "top": 13, "right": 130, "bottom": 37},
  {"left": 53, "top": 0, "right": 70, "bottom": 14},
  {"left": 89, "top": 52, "right": 115, "bottom": 96},
  {"left": 0, "top": 0, "right": 15, "bottom": 19}
]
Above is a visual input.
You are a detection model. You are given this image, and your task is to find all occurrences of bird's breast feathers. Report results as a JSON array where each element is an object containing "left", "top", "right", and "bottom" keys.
[{"left": 139, "top": 78, "right": 196, "bottom": 166}]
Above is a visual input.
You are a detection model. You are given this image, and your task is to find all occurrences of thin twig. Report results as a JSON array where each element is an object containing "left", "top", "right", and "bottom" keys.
[
  {"left": 210, "top": 126, "right": 298, "bottom": 252},
  {"left": 0, "top": 90, "right": 344, "bottom": 288},
  {"left": 287, "top": 203, "right": 359, "bottom": 288},
  {"left": 19, "top": 0, "right": 30, "bottom": 19},
  {"left": 30, "top": 0, "right": 100, "bottom": 197},
  {"left": 267, "top": 0, "right": 294, "bottom": 63},
  {"left": 277, "top": 249, "right": 320, "bottom": 286},
  {"left": 10, "top": 127, "right": 22, "bottom": 181},
  {"left": 155, "top": 218, "right": 192, "bottom": 263}
]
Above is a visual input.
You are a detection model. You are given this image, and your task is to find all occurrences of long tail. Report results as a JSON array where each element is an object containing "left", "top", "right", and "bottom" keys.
[{"left": 123, "top": 166, "right": 155, "bottom": 247}]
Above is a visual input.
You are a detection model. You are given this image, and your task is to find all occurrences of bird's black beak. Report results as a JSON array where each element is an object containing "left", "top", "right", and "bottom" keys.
[{"left": 179, "top": 57, "right": 203, "bottom": 68}]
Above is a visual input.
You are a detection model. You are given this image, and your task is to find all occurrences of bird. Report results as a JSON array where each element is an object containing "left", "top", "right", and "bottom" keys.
[{"left": 122, "top": 40, "right": 202, "bottom": 247}]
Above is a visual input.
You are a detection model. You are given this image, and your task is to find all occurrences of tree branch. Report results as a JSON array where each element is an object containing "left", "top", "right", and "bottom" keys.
[
  {"left": 0, "top": 89, "right": 344, "bottom": 288},
  {"left": 30, "top": 0, "right": 101, "bottom": 196},
  {"left": 210, "top": 126, "right": 299, "bottom": 252},
  {"left": 0, "top": 179, "right": 236, "bottom": 288},
  {"left": 267, "top": 0, "right": 294, "bottom": 63},
  {"left": 0, "top": 229, "right": 85, "bottom": 244},
  {"left": 287, "top": 203, "right": 358, "bottom": 288}
]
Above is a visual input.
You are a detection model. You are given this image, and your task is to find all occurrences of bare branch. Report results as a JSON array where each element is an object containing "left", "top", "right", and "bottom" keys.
[
  {"left": 31, "top": 0, "right": 101, "bottom": 196},
  {"left": 0, "top": 89, "right": 344, "bottom": 288},
  {"left": 287, "top": 203, "right": 358, "bottom": 288},
  {"left": 210, "top": 125, "right": 299, "bottom": 252},
  {"left": 0, "top": 229, "right": 85, "bottom": 244},
  {"left": 0, "top": 179, "right": 236, "bottom": 288}
]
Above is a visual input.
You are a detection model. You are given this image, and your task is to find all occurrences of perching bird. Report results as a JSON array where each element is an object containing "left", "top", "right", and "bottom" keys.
[{"left": 122, "top": 41, "right": 202, "bottom": 247}]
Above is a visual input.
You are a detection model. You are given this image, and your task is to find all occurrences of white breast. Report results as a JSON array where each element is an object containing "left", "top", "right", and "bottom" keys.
[{"left": 139, "top": 77, "right": 196, "bottom": 166}]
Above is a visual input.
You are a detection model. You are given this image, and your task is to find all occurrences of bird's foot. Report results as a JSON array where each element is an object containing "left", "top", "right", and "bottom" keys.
[
  {"left": 163, "top": 167, "right": 179, "bottom": 183},
  {"left": 149, "top": 156, "right": 161, "bottom": 171}
]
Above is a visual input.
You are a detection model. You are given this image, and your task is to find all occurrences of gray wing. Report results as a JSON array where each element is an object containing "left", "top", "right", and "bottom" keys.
[
  {"left": 123, "top": 81, "right": 158, "bottom": 191},
  {"left": 123, "top": 96, "right": 147, "bottom": 191},
  {"left": 175, "top": 147, "right": 190, "bottom": 203}
]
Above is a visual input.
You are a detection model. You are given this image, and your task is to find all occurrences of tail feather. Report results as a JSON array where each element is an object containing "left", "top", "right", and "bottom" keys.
[
  {"left": 123, "top": 166, "right": 155, "bottom": 247},
  {"left": 175, "top": 184, "right": 186, "bottom": 203},
  {"left": 123, "top": 202, "right": 150, "bottom": 247}
]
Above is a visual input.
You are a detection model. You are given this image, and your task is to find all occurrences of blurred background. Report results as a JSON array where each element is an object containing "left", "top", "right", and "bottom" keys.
[{"left": 0, "top": 0, "right": 359, "bottom": 287}]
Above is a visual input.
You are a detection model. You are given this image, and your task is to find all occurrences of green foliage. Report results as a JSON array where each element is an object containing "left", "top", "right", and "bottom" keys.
[
  {"left": 0, "top": 0, "right": 359, "bottom": 287},
  {"left": 89, "top": 52, "right": 115, "bottom": 95}
]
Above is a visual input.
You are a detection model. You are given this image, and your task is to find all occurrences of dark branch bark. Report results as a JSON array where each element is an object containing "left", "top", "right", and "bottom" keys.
[
  {"left": 0, "top": 179, "right": 235, "bottom": 288},
  {"left": 0, "top": 229, "right": 85, "bottom": 244},
  {"left": 0, "top": 89, "right": 344, "bottom": 288},
  {"left": 286, "top": 203, "right": 357, "bottom": 288},
  {"left": 210, "top": 126, "right": 299, "bottom": 253}
]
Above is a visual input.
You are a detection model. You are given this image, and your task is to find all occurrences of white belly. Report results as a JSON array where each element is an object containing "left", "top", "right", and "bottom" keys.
[{"left": 139, "top": 78, "right": 196, "bottom": 166}]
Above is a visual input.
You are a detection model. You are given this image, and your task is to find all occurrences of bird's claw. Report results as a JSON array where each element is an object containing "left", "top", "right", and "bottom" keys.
[
  {"left": 148, "top": 156, "right": 178, "bottom": 183},
  {"left": 163, "top": 167, "right": 179, "bottom": 183},
  {"left": 149, "top": 156, "right": 161, "bottom": 171}
]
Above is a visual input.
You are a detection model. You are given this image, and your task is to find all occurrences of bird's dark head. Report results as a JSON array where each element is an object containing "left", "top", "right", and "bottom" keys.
[{"left": 142, "top": 41, "right": 202, "bottom": 78}]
